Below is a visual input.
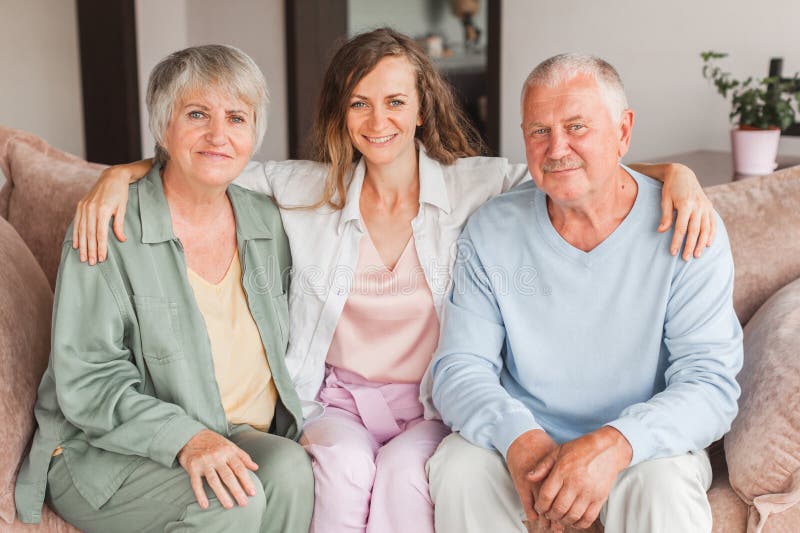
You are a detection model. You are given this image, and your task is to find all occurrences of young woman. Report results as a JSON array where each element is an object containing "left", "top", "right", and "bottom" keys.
[{"left": 72, "top": 28, "right": 716, "bottom": 533}]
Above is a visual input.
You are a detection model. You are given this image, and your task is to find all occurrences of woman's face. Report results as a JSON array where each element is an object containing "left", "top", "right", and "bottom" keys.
[
  {"left": 161, "top": 87, "right": 254, "bottom": 189},
  {"left": 346, "top": 55, "right": 422, "bottom": 171}
]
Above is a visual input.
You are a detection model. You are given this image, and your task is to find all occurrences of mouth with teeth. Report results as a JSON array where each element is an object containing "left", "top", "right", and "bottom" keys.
[{"left": 365, "top": 134, "right": 397, "bottom": 144}]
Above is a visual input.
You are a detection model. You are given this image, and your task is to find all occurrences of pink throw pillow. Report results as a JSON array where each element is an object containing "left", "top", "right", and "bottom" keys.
[
  {"left": 725, "top": 277, "right": 800, "bottom": 530},
  {"left": 0, "top": 216, "right": 53, "bottom": 523}
]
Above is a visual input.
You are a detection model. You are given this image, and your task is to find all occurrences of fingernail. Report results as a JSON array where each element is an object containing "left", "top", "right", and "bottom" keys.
[
  {"left": 89, "top": 259, "right": 96, "bottom": 266},
  {"left": 80, "top": 254, "right": 86, "bottom": 262},
  {"left": 670, "top": 248, "right": 677, "bottom": 255}
]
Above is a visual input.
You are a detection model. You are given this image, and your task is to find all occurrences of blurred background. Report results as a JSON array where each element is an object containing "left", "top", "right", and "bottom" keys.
[{"left": 1, "top": 0, "right": 799, "bottom": 167}]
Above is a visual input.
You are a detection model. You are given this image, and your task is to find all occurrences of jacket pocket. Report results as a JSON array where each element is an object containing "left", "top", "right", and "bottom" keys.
[{"left": 131, "top": 295, "right": 184, "bottom": 363}]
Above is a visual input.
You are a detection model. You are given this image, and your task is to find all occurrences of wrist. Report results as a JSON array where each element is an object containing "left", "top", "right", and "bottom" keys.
[{"left": 597, "top": 426, "right": 633, "bottom": 467}]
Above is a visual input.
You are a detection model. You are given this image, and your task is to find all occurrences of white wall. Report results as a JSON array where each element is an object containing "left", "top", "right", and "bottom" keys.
[
  {"left": 0, "top": 0, "right": 84, "bottom": 157},
  {"left": 135, "top": 0, "right": 188, "bottom": 160},
  {"left": 134, "top": 0, "right": 288, "bottom": 162},
  {"left": 500, "top": 0, "right": 800, "bottom": 164}
]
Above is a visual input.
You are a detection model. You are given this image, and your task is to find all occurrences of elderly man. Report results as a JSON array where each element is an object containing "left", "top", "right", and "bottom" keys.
[{"left": 427, "top": 54, "right": 743, "bottom": 533}]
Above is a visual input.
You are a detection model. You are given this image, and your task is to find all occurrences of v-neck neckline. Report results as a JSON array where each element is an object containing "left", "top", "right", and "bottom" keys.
[
  {"left": 534, "top": 167, "right": 644, "bottom": 268},
  {"left": 187, "top": 249, "right": 239, "bottom": 288},
  {"left": 362, "top": 230, "right": 414, "bottom": 273}
]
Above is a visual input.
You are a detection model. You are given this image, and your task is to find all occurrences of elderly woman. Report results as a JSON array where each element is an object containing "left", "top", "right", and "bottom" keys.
[{"left": 13, "top": 45, "right": 313, "bottom": 533}]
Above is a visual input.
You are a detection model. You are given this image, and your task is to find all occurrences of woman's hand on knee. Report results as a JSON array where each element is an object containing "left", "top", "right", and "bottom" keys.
[{"left": 178, "top": 429, "right": 259, "bottom": 510}]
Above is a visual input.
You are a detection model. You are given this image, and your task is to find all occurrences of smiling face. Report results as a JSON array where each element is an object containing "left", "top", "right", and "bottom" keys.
[
  {"left": 160, "top": 87, "right": 255, "bottom": 190},
  {"left": 345, "top": 55, "right": 422, "bottom": 172},
  {"left": 521, "top": 73, "right": 633, "bottom": 206}
]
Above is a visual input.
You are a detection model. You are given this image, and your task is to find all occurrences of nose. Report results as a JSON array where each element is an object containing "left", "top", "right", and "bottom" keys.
[
  {"left": 205, "top": 115, "right": 227, "bottom": 145},
  {"left": 367, "top": 106, "right": 388, "bottom": 131},
  {"left": 546, "top": 128, "right": 571, "bottom": 159}
]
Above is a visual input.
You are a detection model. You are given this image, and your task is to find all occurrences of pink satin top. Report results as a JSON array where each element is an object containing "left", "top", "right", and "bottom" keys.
[{"left": 326, "top": 233, "right": 440, "bottom": 384}]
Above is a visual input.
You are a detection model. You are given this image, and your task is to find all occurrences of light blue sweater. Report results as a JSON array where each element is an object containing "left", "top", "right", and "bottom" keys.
[{"left": 431, "top": 167, "right": 743, "bottom": 466}]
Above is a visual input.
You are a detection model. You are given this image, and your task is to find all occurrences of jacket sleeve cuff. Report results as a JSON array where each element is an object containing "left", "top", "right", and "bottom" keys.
[
  {"left": 148, "top": 415, "right": 207, "bottom": 467},
  {"left": 491, "top": 409, "right": 541, "bottom": 460},
  {"left": 606, "top": 416, "right": 654, "bottom": 466}
]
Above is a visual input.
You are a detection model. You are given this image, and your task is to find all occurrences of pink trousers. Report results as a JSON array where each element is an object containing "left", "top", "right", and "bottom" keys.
[{"left": 301, "top": 367, "right": 449, "bottom": 533}]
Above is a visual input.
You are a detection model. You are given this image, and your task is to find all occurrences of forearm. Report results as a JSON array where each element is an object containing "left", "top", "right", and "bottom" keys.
[
  {"left": 433, "top": 352, "right": 541, "bottom": 457},
  {"left": 627, "top": 162, "right": 687, "bottom": 183},
  {"left": 101, "top": 158, "right": 153, "bottom": 184}
]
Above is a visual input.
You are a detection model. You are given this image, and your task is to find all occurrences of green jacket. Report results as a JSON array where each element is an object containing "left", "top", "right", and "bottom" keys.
[{"left": 15, "top": 165, "right": 301, "bottom": 523}]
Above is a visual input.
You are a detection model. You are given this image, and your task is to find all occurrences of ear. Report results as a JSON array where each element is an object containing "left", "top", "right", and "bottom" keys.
[
  {"left": 417, "top": 113, "right": 423, "bottom": 127},
  {"left": 617, "top": 108, "right": 634, "bottom": 158}
]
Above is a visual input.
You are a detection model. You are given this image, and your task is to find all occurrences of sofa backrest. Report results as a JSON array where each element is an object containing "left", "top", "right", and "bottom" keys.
[
  {"left": 706, "top": 165, "right": 800, "bottom": 325},
  {"left": 0, "top": 127, "right": 106, "bottom": 288}
]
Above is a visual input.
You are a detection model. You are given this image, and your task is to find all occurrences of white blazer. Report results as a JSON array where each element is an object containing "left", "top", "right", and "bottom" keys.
[{"left": 235, "top": 146, "right": 529, "bottom": 419}]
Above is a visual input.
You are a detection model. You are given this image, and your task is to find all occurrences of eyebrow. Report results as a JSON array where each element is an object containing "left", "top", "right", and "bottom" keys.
[
  {"left": 350, "top": 93, "right": 409, "bottom": 100},
  {"left": 183, "top": 103, "right": 250, "bottom": 115},
  {"left": 524, "top": 115, "right": 587, "bottom": 128}
]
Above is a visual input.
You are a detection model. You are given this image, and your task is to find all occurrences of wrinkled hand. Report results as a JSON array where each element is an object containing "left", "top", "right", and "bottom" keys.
[
  {"left": 178, "top": 429, "right": 259, "bottom": 510},
  {"left": 507, "top": 430, "right": 563, "bottom": 533},
  {"left": 658, "top": 163, "right": 717, "bottom": 261},
  {"left": 72, "top": 160, "right": 151, "bottom": 264},
  {"left": 529, "top": 426, "right": 632, "bottom": 530}
]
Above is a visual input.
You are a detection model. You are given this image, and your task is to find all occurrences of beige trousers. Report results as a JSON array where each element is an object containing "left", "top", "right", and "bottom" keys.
[{"left": 427, "top": 433, "right": 713, "bottom": 533}]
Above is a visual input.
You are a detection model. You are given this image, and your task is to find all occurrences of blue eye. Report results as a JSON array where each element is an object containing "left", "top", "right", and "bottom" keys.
[
  {"left": 529, "top": 128, "right": 550, "bottom": 136},
  {"left": 567, "top": 123, "right": 586, "bottom": 131},
  {"left": 229, "top": 115, "right": 245, "bottom": 124},
  {"left": 188, "top": 110, "right": 205, "bottom": 119},
  {"left": 389, "top": 99, "right": 405, "bottom": 107},
  {"left": 350, "top": 101, "right": 367, "bottom": 109}
]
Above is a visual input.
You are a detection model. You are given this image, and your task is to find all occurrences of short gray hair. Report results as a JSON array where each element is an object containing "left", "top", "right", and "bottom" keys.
[
  {"left": 521, "top": 53, "right": 628, "bottom": 123},
  {"left": 147, "top": 44, "right": 269, "bottom": 165}
]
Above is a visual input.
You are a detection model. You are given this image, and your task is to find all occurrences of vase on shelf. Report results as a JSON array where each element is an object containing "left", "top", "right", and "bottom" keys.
[{"left": 730, "top": 127, "right": 781, "bottom": 177}]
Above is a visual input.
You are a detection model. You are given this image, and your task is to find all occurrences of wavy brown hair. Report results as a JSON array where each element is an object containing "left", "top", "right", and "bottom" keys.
[{"left": 309, "top": 27, "right": 486, "bottom": 210}]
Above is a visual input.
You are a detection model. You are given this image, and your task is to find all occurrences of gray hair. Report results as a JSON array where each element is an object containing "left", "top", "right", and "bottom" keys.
[
  {"left": 520, "top": 53, "right": 628, "bottom": 123},
  {"left": 146, "top": 44, "right": 269, "bottom": 165}
]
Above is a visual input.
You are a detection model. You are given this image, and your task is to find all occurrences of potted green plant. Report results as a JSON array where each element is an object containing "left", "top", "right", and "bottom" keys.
[{"left": 701, "top": 51, "right": 800, "bottom": 175}]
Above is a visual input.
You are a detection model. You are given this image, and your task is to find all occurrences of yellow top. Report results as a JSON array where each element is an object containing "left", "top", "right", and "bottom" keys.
[{"left": 187, "top": 249, "right": 278, "bottom": 431}]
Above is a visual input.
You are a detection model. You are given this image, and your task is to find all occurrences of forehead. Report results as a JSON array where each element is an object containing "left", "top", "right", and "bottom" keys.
[
  {"left": 352, "top": 55, "right": 418, "bottom": 96},
  {"left": 177, "top": 86, "right": 251, "bottom": 110},
  {"left": 522, "top": 74, "right": 606, "bottom": 124}
]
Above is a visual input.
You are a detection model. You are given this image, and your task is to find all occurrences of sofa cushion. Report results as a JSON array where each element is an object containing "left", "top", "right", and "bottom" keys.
[
  {"left": 725, "top": 277, "right": 800, "bottom": 530},
  {"left": 705, "top": 166, "right": 800, "bottom": 325},
  {"left": 708, "top": 473, "right": 748, "bottom": 533},
  {"left": 0, "top": 216, "right": 53, "bottom": 524},
  {"left": 0, "top": 127, "right": 105, "bottom": 288}
]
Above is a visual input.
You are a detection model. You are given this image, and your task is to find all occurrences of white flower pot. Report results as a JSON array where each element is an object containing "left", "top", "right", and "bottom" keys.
[{"left": 730, "top": 128, "right": 781, "bottom": 176}]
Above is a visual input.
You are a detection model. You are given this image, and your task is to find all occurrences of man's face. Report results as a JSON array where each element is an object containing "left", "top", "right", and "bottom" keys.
[{"left": 521, "top": 73, "right": 633, "bottom": 207}]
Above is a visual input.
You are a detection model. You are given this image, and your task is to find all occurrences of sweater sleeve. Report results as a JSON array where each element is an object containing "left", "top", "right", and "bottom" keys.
[
  {"left": 431, "top": 225, "right": 541, "bottom": 459},
  {"left": 607, "top": 214, "right": 743, "bottom": 465},
  {"left": 51, "top": 242, "right": 206, "bottom": 467}
]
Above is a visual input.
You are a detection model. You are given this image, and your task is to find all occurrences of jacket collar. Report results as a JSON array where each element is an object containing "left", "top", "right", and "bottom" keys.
[
  {"left": 139, "top": 164, "right": 273, "bottom": 244},
  {"left": 335, "top": 144, "right": 453, "bottom": 236}
]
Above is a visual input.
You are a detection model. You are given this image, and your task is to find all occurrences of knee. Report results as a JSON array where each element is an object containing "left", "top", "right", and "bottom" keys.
[
  {"left": 262, "top": 440, "right": 314, "bottom": 498},
  {"left": 616, "top": 455, "right": 709, "bottom": 508},
  {"left": 374, "top": 443, "right": 427, "bottom": 488},
  {"left": 226, "top": 475, "right": 268, "bottom": 528},
  {"left": 305, "top": 438, "right": 376, "bottom": 489},
  {"left": 427, "top": 433, "right": 505, "bottom": 502}
]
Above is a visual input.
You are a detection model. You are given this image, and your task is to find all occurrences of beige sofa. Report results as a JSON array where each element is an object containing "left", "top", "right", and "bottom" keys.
[{"left": 1, "top": 125, "right": 799, "bottom": 532}]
